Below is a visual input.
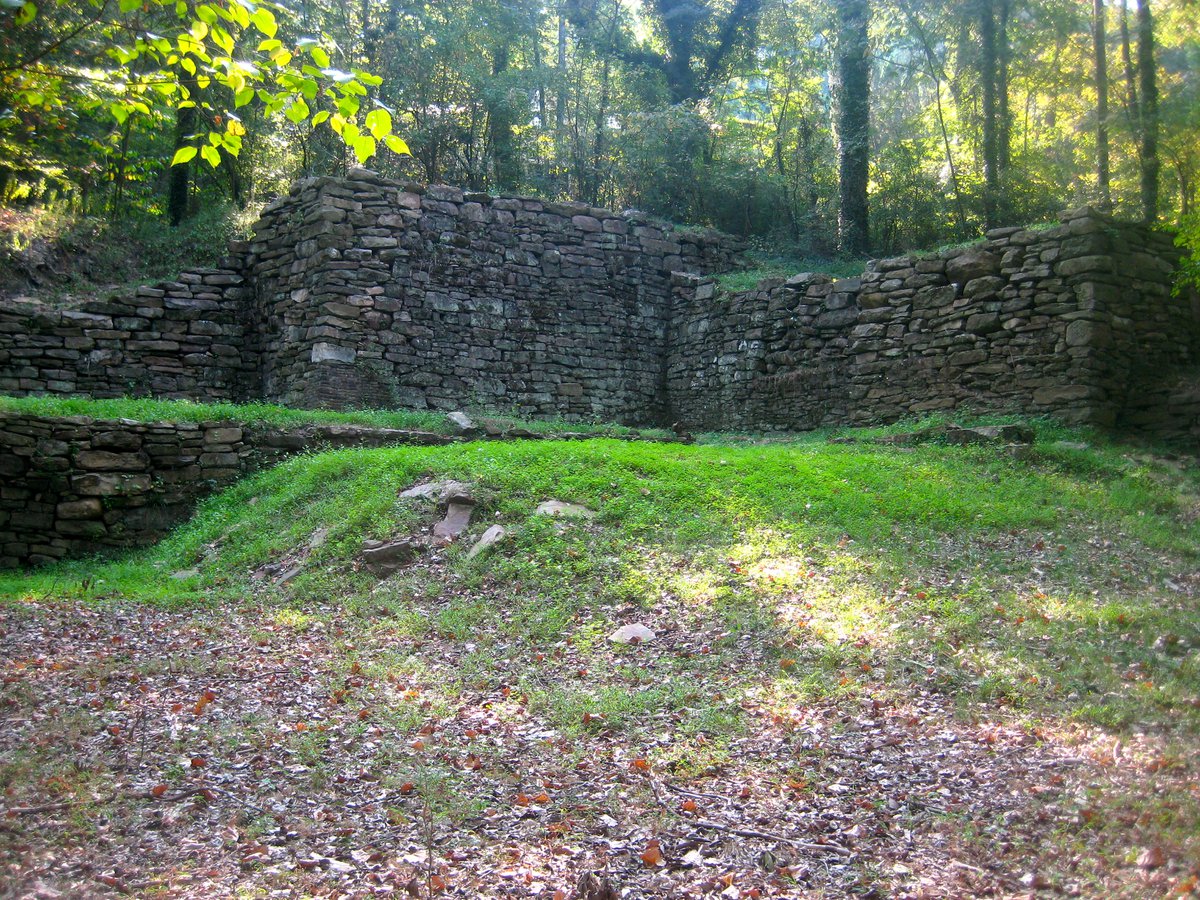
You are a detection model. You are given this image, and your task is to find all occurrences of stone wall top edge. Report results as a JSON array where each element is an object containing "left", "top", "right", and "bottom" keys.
[{"left": 262, "top": 170, "right": 743, "bottom": 247}]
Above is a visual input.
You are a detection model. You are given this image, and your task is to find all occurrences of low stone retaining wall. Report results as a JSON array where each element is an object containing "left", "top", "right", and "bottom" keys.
[
  {"left": 667, "top": 208, "right": 1199, "bottom": 434},
  {"left": 0, "top": 263, "right": 256, "bottom": 402},
  {"left": 0, "top": 413, "right": 454, "bottom": 567}
]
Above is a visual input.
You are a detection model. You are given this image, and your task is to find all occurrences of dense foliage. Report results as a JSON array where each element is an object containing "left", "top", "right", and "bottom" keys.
[{"left": 1, "top": 0, "right": 1197, "bottom": 256}]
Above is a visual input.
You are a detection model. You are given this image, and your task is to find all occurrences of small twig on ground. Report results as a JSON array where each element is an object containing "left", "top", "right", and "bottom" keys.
[{"left": 949, "top": 860, "right": 987, "bottom": 875}]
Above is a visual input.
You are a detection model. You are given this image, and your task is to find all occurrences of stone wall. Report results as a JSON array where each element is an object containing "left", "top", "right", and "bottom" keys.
[
  {"left": 0, "top": 413, "right": 455, "bottom": 567},
  {"left": 245, "top": 173, "right": 743, "bottom": 420},
  {"left": 0, "top": 174, "right": 1194, "bottom": 439},
  {"left": 0, "top": 262, "right": 256, "bottom": 402},
  {"left": 667, "top": 208, "right": 1198, "bottom": 435}
]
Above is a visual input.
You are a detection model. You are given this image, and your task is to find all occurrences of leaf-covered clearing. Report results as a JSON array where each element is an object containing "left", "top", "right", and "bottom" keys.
[{"left": 2, "top": 427, "right": 1198, "bottom": 898}]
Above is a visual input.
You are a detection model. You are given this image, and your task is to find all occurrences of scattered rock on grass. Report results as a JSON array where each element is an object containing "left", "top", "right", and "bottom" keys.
[
  {"left": 608, "top": 623, "right": 656, "bottom": 644},
  {"left": 447, "top": 411, "right": 477, "bottom": 435},
  {"left": 433, "top": 486, "right": 477, "bottom": 543},
  {"left": 466, "top": 524, "right": 507, "bottom": 559},
  {"left": 399, "top": 479, "right": 473, "bottom": 500},
  {"left": 535, "top": 500, "right": 596, "bottom": 519},
  {"left": 360, "top": 537, "right": 425, "bottom": 577},
  {"left": 943, "top": 424, "right": 1034, "bottom": 445}
]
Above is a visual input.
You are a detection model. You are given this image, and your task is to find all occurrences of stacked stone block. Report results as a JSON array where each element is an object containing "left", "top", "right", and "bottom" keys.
[{"left": 0, "top": 262, "right": 255, "bottom": 401}]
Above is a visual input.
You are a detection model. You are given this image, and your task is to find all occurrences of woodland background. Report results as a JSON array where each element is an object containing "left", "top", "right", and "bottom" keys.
[{"left": 1, "top": 0, "right": 1197, "bottom": 267}]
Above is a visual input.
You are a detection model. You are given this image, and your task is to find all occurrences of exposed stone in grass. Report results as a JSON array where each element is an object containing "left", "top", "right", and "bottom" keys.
[
  {"left": 466, "top": 524, "right": 507, "bottom": 559},
  {"left": 359, "top": 536, "right": 426, "bottom": 577},
  {"left": 535, "top": 500, "right": 596, "bottom": 519},
  {"left": 608, "top": 623, "right": 657, "bottom": 644}
]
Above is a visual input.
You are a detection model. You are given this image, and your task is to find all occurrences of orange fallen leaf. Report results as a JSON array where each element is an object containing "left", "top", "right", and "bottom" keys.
[
  {"left": 190, "top": 756, "right": 205, "bottom": 768},
  {"left": 151, "top": 784, "right": 168, "bottom": 798},
  {"left": 640, "top": 841, "right": 665, "bottom": 867},
  {"left": 681, "top": 799, "right": 698, "bottom": 813},
  {"left": 193, "top": 689, "right": 216, "bottom": 716}
]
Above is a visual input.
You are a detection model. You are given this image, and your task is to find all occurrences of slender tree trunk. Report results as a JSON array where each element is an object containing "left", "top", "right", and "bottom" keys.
[
  {"left": 1136, "top": 0, "right": 1158, "bottom": 223},
  {"left": 979, "top": 0, "right": 1000, "bottom": 228},
  {"left": 836, "top": 0, "right": 870, "bottom": 256},
  {"left": 167, "top": 103, "right": 196, "bottom": 226},
  {"left": 1093, "top": 0, "right": 1111, "bottom": 209},
  {"left": 557, "top": 8, "right": 567, "bottom": 135},
  {"left": 997, "top": 0, "right": 1011, "bottom": 178},
  {"left": 902, "top": 0, "right": 969, "bottom": 237},
  {"left": 487, "top": 42, "right": 518, "bottom": 190},
  {"left": 1119, "top": 4, "right": 1140, "bottom": 135}
]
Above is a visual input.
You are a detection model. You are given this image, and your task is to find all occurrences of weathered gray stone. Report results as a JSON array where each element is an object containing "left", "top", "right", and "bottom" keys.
[{"left": 946, "top": 248, "right": 1002, "bottom": 283}]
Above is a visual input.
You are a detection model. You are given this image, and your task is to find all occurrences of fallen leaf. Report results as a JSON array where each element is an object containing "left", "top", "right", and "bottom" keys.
[{"left": 640, "top": 841, "right": 665, "bottom": 867}]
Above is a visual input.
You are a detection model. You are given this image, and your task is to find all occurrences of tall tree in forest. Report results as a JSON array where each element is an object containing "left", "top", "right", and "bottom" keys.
[
  {"left": 1136, "top": 0, "right": 1160, "bottom": 222},
  {"left": 1093, "top": 0, "right": 1111, "bottom": 209},
  {"left": 836, "top": 0, "right": 871, "bottom": 255},
  {"left": 978, "top": 0, "right": 1002, "bottom": 227},
  {"left": 568, "top": 0, "right": 764, "bottom": 103}
]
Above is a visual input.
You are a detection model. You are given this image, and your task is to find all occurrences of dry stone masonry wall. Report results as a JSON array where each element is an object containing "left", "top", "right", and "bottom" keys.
[
  {"left": 0, "top": 413, "right": 455, "bottom": 567},
  {"left": 0, "top": 262, "right": 256, "bottom": 402},
  {"left": 245, "top": 173, "right": 742, "bottom": 419},
  {"left": 0, "top": 171, "right": 1195, "bottom": 444},
  {"left": 668, "top": 209, "right": 1198, "bottom": 440}
]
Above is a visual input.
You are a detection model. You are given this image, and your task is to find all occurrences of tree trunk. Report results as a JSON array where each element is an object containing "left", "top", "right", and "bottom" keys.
[
  {"left": 997, "top": 0, "right": 1010, "bottom": 178},
  {"left": 1136, "top": 0, "right": 1158, "bottom": 223},
  {"left": 1093, "top": 0, "right": 1111, "bottom": 209},
  {"left": 979, "top": 0, "right": 1000, "bottom": 228},
  {"left": 836, "top": 0, "right": 870, "bottom": 256},
  {"left": 487, "top": 42, "right": 518, "bottom": 190},
  {"left": 557, "top": 9, "right": 568, "bottom": 135}
]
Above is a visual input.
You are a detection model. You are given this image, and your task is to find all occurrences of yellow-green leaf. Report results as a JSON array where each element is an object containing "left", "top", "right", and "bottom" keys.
[
  {"left": 365, "top": 108, "right": 392, "bottom": 140},
  {"left": 310, "top": 47, "right": 330, "bottom": 68},
  {"left": 200, "top": 144, "right": 221, "bottom": 167},
  {"left": 352, "top": 135, "right": 376, "bottom": 164},
  {"left": 250, "top": 7, "right": 277, "bottom": 38},
  {"left": 384, "top": 135, "right": 411, "bottom": 156},
  {"left": 170, "top": 146, "right": 198, "bottom": 166},
  {"left": 284, "top": 97, "right": 309, "bottom": 124}
]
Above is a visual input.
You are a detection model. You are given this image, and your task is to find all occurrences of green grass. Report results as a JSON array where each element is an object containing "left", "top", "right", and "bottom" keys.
[
  {"left": 0, "top": 394, "right": 670, "bottom": 438},
  {"left": 3, "top": 420, "right": 1197, "bottom": 738},
  {"left": 0, "top": 394, "right": 456, "bottom": 432},
  {"left": 716, "top": 250, "right": 869, "bottom": 293}
]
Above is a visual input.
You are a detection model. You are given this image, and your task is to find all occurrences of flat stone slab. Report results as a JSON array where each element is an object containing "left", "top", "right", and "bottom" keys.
[
  {"left": 360, "top": 537, "right": 425, "bottom": 576},
  {"left": 433, "top": 500, "right": 475, "bottom": 542},
  {"left": 399, "top": 480, "right": 473, "bottom": 502},
  {"left": 534, "top": 500, "right": 595, "bottom": 519}
]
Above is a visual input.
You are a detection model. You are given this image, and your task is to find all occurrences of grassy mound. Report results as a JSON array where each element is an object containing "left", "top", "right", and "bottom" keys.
[
  {"left": 2, "top": 425, "right": 1198, "bottom": 897},
  {"left": 6, "top": 427, "right": 1197, "bottom": 730}
]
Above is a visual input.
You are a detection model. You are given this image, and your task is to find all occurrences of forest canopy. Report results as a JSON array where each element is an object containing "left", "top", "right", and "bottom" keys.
[{"left": 1, "top": 0, "right": 1197, "bottom": 256}]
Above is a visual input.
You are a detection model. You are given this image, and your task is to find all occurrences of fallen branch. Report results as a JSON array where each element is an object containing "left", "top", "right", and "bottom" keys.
[{"left": 688, "top": 817, "right": 854, "bottom": 857}]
